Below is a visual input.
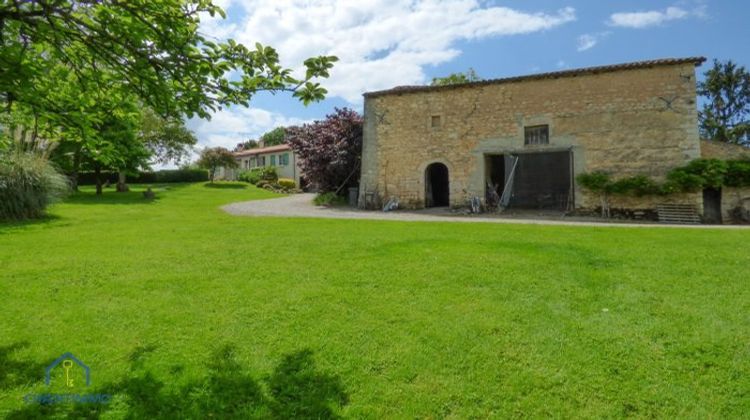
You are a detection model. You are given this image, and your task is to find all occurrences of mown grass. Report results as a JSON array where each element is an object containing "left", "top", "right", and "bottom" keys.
[{"left": 1, "top": 182, "right": 749, "bottom": 418}]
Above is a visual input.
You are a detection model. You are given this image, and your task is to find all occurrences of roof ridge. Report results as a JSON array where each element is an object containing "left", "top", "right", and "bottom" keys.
[
  {"left": 234, "top": 143, "right": 291, "bottom": 156},
  {"left": 364, "top": 57, "right": 706, "bottom": 98}
]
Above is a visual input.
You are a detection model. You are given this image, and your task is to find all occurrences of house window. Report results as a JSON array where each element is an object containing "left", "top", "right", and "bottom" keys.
[
  {"left": 259, "top": 156, "right": 265, "bottom": 166},
  {"left": 524, "top": 125, "right": 549, "bottom": 145},
  {"left": 279, "top": 153, "right": 289, "bottom": 166},
  {"left": 431, "top": 115, "right": 441, "bottom": 128},
  {"left": 270, "top": 155, "right": 276, "bottom": 166},
  {"left": 250, "top": 156, "right": 257, "bottom": 168}
]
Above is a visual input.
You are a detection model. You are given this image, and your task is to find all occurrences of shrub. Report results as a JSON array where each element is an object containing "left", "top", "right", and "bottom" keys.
[
  {"left": 259, "top": 166, "right": 278, "bottom": 182},
  {"left": 256, "top": 180, "right": 269, "bottom": 188},
  {"left": 680, "top": 158, "right": 728, "bottom": 189},
  {"left": 725, "top": 159, "right": 750, "bottom": 187},
  {"left": 238, "top": 167, "right": 278, "bottom": 185},
  {"left": 278, "top": 178, "right": 296, "bottom": 190},
  {"left": 238, "top": 170, "right": 261, "bottom": 184},
  {"left": 610, "top": 175, "right": 661, "bottom": 196},
  {"left": 313, "top": 192, "right": 346, "bottom": 206},
  {"left": 0, "top": 152, "right": 69, "bottom": 221},
  {"left": 664, "top": 169, "right": 705, "bottom": 193},
  {"left": 576, "top": 171, "right": 612, "bottom": 193},
  {"left": 286, "top": 108, "right": 363, "bottom": 193}
]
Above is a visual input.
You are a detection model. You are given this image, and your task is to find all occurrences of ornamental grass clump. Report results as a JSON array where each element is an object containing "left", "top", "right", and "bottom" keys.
[{"left": 0, "top": 152, "right": 69, "bottom": 221}]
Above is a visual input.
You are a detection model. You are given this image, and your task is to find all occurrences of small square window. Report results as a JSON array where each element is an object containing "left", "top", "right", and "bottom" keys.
[
  {"left": 524, "top": 125, "right": 549, "bottom": 145},
  {"left": 431, "top": 115, "right": 441, "bottom": 128}
]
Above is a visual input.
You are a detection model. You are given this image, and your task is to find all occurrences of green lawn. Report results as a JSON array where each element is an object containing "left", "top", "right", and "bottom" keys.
[{"left": 1, "top": 183, "right": 749, "bottom": 418}]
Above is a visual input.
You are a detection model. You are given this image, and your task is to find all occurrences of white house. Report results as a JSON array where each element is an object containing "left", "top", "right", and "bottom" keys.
[{"left": 221, "top": 143, "right": 304, "bottom": 186}]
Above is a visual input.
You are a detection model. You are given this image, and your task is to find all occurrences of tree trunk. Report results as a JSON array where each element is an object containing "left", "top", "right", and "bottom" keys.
[
  {"left": 116, "top": 171, "right": 129, "bottom": 192},
  {"left": 95, "top": 165, "right": 103, "bottom": 195}
]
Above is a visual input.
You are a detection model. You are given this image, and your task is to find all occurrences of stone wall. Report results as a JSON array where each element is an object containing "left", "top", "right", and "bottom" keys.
[{"left": 359, "top": 61, "right": 703, "bottom": 211}]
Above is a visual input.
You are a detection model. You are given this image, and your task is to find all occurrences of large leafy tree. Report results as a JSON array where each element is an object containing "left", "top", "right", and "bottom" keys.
[
  {"left": 197, "top": 146, "right": 237, "bottom": 183},
  {"left": 234, "top": 139, "right": 259, "bottom": 152},
  {"left": 699, "top": 60, "right": 750, "bottom": 146},
  {"left": 0, "top": 0, "right": 337, "bottom": 126},
  {"left": 260, "top": 127, "right": 286, "bottom": 146},
  {"left": 286, "top": 108, "right": 363, "bottom": 193},
  {"left": 140, "top": 108, "right": 198, "bottom": 166},
  {"left": 2, "top": 0, "right": 336, "bottom": 196}
]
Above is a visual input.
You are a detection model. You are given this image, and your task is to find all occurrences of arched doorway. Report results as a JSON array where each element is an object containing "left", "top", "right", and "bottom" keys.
[{"left": 425, "top": 162, "right": 449, "bottom": 207}]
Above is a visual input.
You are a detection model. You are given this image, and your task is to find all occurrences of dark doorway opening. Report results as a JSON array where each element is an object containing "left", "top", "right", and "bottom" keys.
[
  {"left": 425, "top": 162, "right": 449, "bottom": 207},
  {"left": 506, "top": 151, "right": 572, "bottom": 211},
  {"left": 702, "top": 188, "right": 722, "bottom": 224},
  {"left": 485, "top": 155, "right": 505, "bottom": 206}
]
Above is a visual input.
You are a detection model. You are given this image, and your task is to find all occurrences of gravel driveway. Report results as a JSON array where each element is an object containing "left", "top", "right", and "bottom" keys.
[{"left": 221, "top": 193, "right": 749, "bottom": 229}]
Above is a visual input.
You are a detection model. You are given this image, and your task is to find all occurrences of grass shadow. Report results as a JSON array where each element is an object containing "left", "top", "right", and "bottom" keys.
[
  {"left": 203, "top": 182, "right": 248, "bottom": 189},
  {"left": 7, "top": 344, "right": 348, "bottom": 419},
  {"left": 65, "top": 183, "right": 196, "bottom": 206},
  {"left": 64, "top": 190, "right": 161, "bottom": 206},
  {"left": 0, "top": 342, "right": 49, "bottom": 391},
  {"left": 0, "top": 214, "right": 66, "bottom": 233}
]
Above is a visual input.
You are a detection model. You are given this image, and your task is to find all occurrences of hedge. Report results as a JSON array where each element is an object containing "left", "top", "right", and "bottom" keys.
[{"left": 75, "top": 169, "right": 208, "bottom": 185}]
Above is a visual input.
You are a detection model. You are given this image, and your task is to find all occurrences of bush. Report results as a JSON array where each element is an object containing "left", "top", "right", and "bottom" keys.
[
  {"left": 0, "top": 152, "right": 69, "bottom": 221},
  {"left": 610, "top": 175, "right": 661, "bottom": 196},
  {"left": 680, "top": 158, "right": 728, "bottom": 189},
  {"left": 256, "top": 180, "right": 269, "bottom": 189},
  {"left": 238, "top": 170, "right": 261, "bottom": 184},
  {"left": 313, "top": 192, "right": 346, "bottom": 206},
  {"left": 725, "top": 159, "right": 750, "bottom": 187},
  {"left": 664, "top": 169, "right": 705, "bottom": 193},
  {"left": 576, "top": 171, "right": 612, "bottom": 193},
  {"left": 278, "top": 178, "right": 296, "bottom": 190},
  {"left": 238, "top": 167, "right": 278, "bottom": 185}
]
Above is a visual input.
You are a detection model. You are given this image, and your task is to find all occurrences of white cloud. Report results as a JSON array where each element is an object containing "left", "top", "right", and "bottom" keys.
[
  {"left": 204, "top": 1, "right": 576, "bottom": 103},
  {"left": 608, "top": 6, "right": 690, "bottom": 29},
  {"left": 576, "top": 31, "right": 610, "bottom": 52},
  {"left": 189, "top": 107, "right": 311, "bottom": 150}
]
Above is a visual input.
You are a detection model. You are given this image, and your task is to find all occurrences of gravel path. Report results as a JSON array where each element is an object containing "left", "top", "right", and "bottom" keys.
[{"left": 221, "top": 193, "right": 750, "bottom": 229}]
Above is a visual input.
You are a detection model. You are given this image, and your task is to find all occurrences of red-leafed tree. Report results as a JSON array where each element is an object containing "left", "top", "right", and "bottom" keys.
[{"left": 286, "top": 108, "right": 363, "bottom": 193}]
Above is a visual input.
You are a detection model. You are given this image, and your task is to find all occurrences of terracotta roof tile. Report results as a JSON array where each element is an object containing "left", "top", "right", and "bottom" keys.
[{"left": 234, "top": 144, "right": 291, "bottom": 157}]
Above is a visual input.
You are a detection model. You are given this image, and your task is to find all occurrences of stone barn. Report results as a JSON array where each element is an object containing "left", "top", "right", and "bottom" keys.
[{"left": 358, "top": 57, "right": 709, "bottom": 217}]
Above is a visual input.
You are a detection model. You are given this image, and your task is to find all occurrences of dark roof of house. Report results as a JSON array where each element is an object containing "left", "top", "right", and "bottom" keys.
[
  {"left": 234, "top": 144, "right": 291, "bottom": 157},
  {"left": 363, "top": 57, "right": 706, "bottom": 98}
]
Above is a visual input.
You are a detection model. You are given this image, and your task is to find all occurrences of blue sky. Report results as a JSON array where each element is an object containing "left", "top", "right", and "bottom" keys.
[{"left": 187, "top": 0, "right": 749, "bottom": 154}]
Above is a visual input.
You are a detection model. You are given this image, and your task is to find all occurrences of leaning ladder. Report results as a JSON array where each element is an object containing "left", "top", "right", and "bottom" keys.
[{"left": 498, "top": 155, "right": 519, "bottom": 210}]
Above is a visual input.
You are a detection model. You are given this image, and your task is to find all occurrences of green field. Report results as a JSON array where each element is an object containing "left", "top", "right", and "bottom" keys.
[{"left": 1, "top": 183, "right": 749, "bottom": 418}]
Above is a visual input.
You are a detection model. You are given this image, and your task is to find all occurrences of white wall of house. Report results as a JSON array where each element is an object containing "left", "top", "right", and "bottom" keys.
[
  {"left": 221, "top": 148, "right": 303, "bottom": 186},
  {"left": 237, "top": 151, "right": 301, "bottom": 184}
]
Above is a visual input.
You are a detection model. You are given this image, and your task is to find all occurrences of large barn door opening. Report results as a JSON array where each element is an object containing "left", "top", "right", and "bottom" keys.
[
  {"left": 506, "top": 151, "right": 572, "bottom": 211},
  {"left": 425, "top": 162, "right": 449, "bottom": 207}
]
